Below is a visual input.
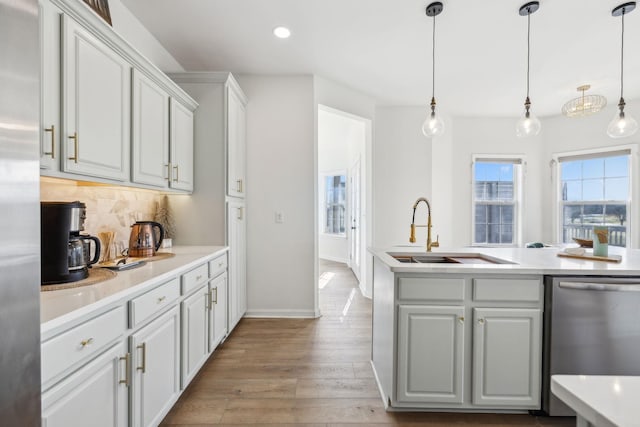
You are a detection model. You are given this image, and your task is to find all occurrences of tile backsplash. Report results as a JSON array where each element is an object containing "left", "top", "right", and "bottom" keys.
[{"left": 40, "top": 178, "right": 162, "bottom": 248}]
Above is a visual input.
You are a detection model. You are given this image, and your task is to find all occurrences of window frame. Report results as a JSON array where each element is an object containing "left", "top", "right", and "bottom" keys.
[
  {"left": 552, "top": 145, "right": 637, "bottom": 248},
  {"left": 471, "top": 155, "right": 525, "bottom": 247},
  {"left": 321, "top": 171, "right": 347, "bottom": 237}
]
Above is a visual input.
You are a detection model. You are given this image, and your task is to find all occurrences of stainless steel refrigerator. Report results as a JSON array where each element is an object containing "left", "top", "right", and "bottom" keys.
[{"left": 0, "top": 0, "right": 41, "bottom": 425}]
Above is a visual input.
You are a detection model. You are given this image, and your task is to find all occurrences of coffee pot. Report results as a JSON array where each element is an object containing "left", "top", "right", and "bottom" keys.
[
  {"left": 128, "top": 221, "right": 164, "bottom": 258},
  {"left": 68, "top": 236, "right": 101, "bottom": 271}
]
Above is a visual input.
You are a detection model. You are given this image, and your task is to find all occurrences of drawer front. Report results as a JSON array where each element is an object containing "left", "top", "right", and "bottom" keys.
[
  {"left": 473, "top": 278, "right": 542, "bottom": 302},
  {"left": 130, "top": 278, "right": 180, "bottom": 327},
  {"left": 209, "top": 254, "right": 227, "bottom": 279},
  {"left": 41, "top": 306, "right": 126, "bottom": 386},
  {"left": 182, "top": 263, "right": 209, "bottom": 295},
  {"left": 398, "top": 277, "right": 466, "bottom": 301}
]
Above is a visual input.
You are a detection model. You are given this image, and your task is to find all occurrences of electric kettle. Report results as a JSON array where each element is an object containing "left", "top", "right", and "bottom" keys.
[{"left": 128, "top": 221, "right": 164, "bottom": 258}]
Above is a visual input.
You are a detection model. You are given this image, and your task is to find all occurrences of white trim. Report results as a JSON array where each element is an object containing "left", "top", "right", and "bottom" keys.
[
  {"left": 471, "top": 155, "right": 526, "bottom": 247},
  {"left": 243, "top": 309, "right": 318, "bottom": 319},
  {"left": 319, "top": 255, "right": 349, "bottom": 263},
  {"left": 551, "top": 143, "right": 638, "bottom": 248}
]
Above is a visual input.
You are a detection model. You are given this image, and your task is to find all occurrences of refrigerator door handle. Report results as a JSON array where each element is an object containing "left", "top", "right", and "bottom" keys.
[{"left": 559, "top": 282, "right": 640, "bottom": 292}]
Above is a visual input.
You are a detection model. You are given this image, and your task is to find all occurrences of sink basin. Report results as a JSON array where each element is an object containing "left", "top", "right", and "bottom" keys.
[{"left": 388, "top": 252, "right": 514, "bottom": 265}]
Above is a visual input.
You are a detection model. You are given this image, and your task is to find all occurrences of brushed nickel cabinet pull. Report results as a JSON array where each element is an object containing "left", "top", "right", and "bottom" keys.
[
  {"left": 164, "top": 163, "right": 171, "bottom": 181},
  {"left": 44, "top": 125, "right": 55, "bottom": 158},
  {"left": 213, "top": 287, "right": 218, "bottom": 304},
  {"left": 119, "top": 352, "right": 130, "bottom": 386},
  {"left": 80, "top": 337, "right": 93, "bottom": 348},
  {"left": 237, "top": 207, "right": 243, "bottom": 220},
  {"left": 173, "top": 165, "right": 179, "bottom": 182},
  {"left": 237, "top": 179, "right": 243, "bottom": 193},
  {"left": 68, "top": 132, "right": 78, "bottom": 163},
  {"left": 137, "top": 343, "right": 146, "bottom": 373},
  {"left": 205, "top": 291, "right": 211, "bottom": 310}
]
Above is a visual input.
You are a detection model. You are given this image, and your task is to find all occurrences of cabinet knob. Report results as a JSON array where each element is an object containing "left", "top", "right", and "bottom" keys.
[
  {"left": 458, "top": 316, "right": 465, "bottom": 324},
  {"left": 157, "top": 296, "right": 166, "bottom": 304},
  {"left": 478, "top": 318, "right": 485, "bottom": 324},
  {"left": 80, "top": 337, "right": 93, "bottom": 347}
]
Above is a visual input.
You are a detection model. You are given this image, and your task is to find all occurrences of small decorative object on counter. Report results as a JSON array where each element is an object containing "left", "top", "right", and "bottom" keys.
[
  {"left": 593, "top": 226, "right": 609, "bottom": 257},
  {"left": 154, "top": 195, "right": 176, "bottom": 240}
]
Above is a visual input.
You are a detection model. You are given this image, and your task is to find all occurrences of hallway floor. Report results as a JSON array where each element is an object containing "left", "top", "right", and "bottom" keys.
[{"left": 161, "top": 260, "right": 574, "bottom": 426}]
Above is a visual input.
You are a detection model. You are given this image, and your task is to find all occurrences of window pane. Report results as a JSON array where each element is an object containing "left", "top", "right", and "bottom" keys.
[
  {"left": 475, "top": 224, "right": 487, "bottom": 244},
  {"left": 488, "top": 205, "right": 501, "bottom": 224},
  {"left": 605, "top": 156, "right": 628, "bottom": 178},
  {"left": 501, "top": 205, "right": 514, "bottom": 224},
  {"left": 475, "top": 205, "right": 487, "bottom": 224},
  {"left": 561, "top": 161, "right": 581, "bottom": 180},
  {"left": 564, "top": 205, "right": 583, "bottom": 226},
  {"left": 497, "top": 182, "right": 513, "bottom": 200},
  {"left": 582, "top": 179, "right": 604, "bottom": 200},
  {"left": 605, "top": 204, "right": 627, "bottom": 226},
  {"left": 501, "top": 225, "right": 513, "bottom": 244},
  {"left": 324, "top": 175, "right": 346, "bottom": 234},
  {"left": 499, "top": 164, "right": 514, "bottom": 181},
  {"left": 605, "top": 177, "right": 628, "bottom": 200},
  {"left": 582, "top": 158, "right": 604, "bottom": 179},
  {"left": 583, "top": 204, "right": 604, "bottom": 224},
  {"left": 488, "top": 224, "right": 500, "bottom": 244},
  {"left": 563, "top": 181, "right": 581, "bottom": 201}
]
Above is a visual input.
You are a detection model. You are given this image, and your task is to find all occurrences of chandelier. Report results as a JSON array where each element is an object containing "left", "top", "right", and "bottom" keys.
[{"left": 561, "top": 85, "right": 607, "bottom": 118}]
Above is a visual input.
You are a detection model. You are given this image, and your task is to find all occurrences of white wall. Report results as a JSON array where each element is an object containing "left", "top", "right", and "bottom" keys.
[
  {"left": 236, "top": 75, "right": 316, "bottom": 317},
  {"left": 314, "top": 77, "right": 375, "bottom": 298},
  {"left": 373, "top": 107, "right": 435, "bottom": 249},
  {"left": 110, "top": 0, "right": 184, "bottom": 72}
]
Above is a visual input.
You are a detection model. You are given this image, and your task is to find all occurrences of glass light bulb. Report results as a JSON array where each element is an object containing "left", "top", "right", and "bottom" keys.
[
  {"left": 607, "top": 111, "right": 638, "bottom": 138},
  {"left": 516, "top": 112, "right": 541, "bottom": 138},
  {"left": 422, "top": 112, "right": 445, "bottom": 137}
]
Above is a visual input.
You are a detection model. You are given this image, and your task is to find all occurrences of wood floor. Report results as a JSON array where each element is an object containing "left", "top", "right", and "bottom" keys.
[{"left": 161, "top": 260, "right": 574, "bottom": 426}]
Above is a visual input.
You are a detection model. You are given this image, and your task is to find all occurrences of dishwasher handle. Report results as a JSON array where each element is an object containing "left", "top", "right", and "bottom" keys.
[{"left": 559, "top": 281, "right": 640, "bottom": 292}]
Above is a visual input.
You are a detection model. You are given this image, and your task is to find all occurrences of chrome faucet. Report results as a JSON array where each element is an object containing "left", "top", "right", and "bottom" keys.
[{"left": 410, "top": 197, "right": 440, "bottom": 252}]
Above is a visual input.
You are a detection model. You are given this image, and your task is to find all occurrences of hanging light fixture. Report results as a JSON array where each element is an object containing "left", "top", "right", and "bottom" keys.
[
  {"left": 608, "top": 2, "right": 638, "bottom": 138},
  {"left": 422, "top": 2, "right": 445, "bottom": 138},
  {"left": 516, "top": 1, "right": 541, "bottom": 138},
  {"left": 561, "top": 85, "right": 607, "bottom": 117}
]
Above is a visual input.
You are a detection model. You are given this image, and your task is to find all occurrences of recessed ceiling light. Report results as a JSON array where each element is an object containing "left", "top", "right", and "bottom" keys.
[{"left": 273, "top": 26, "right": 291, "bottom": 39}]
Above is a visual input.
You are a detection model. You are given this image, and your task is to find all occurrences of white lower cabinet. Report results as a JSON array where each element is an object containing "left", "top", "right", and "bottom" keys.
[
  {"left": 181, "top": 284, "right": 209, "bottom": 388},
  {"left": 130, "top": 306, "right": 181, "bottom": 427},
  {"left": 472, "top": 307, "right": 541, "bottom": 407},
  {"left": 227, "top": 200, "right": 246, "bottom": 330},
  {"left": 209, "top": 272, "right": 228, "bottom": 351},
  {"left": 42, "top": 341, "right": 129, "bottom": 427},
  {"left": 397, "top": 305, "right": 465, "bottom": 404}
]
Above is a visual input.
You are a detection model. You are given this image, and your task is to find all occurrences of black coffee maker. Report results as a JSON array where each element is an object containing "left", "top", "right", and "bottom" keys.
[{"left": 41, "top": 201, "right": 101, "bottom": 285}]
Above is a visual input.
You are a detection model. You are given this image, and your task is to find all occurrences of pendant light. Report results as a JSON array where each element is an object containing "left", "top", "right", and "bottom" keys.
[
  {"left": 422, "top": 2, "right": 445, "bottom": 138},
  {"left": 608, "top": 2, "right": 638, "bottom": 138},
  {"left": 516, "top": 1, "right": 541, "bottom": 138}
]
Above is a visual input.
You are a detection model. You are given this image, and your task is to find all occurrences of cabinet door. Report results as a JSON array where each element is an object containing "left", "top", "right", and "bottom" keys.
[
  {"left": 61, "top": 16, "right": 130, "bottom": 181},
  {"left": 227, "top": 200, "right": 246, "bottom": 331},
  {"left": 169, "top": 99, "right": 194, "bottom": 191},
  {"left": 472, "top": 308, "right": 541, "bottom": 407},
  {"left": 42, "top": 341, "right": 128, "bottom": 427},
  {"left": 209, "top": 272, "right": 228, "bottom": 351},
  {"left": 226, "top": 86, "right": 246, "bottom": 198},
  {"left": 132, "top": 69, "right": 169, "bottom": 188},
  {"left": 130, "top": 306, "right": 180, "bottom": 427},
  {"left": 181, "top": 284, "right": 209, "bottom": 388},
  {"left": 397, "top": 305, "right": 465, "bottom": 404},
  {"left": 39, "top": 0, "right": 61, "bottom": 171}
]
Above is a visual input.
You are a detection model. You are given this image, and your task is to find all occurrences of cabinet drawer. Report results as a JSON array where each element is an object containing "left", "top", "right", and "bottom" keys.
[
  {"left": 41, "top": 306, "right": 125, "bottom": 386},
  {"left": 130, "top": 278, "right": 180, "bottom": 327},
  {"left": 182, "top": 263, "right": 209, "bottom": 295},
  {"left": 398, "top": 277, "right": 465, "bottom": 301},
  {"left": 473, "top": 278, "right": 541, "bottom": 302},
  {"left": 209, "top": 254, "right": 227, "bottom": 279}
]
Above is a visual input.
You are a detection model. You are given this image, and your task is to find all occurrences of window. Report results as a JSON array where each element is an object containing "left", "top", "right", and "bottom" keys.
[
  {"left": 324, "top": 174, "right": 346, "bottom": 235},
  {"left": 472, "top": 158, "right": 523, "bottom": 245},
  {"left": 558, "top": 150, "right": 630, "bottom": 247}
]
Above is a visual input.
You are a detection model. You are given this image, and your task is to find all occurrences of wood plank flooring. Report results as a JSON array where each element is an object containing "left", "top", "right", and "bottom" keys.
[{"left": 161, "top": 260, "right": 574, "bottom": 426}]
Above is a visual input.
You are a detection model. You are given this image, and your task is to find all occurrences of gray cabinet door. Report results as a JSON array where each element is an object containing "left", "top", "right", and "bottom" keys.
[
  {"left": 472, "top": 307, "right": 541, "bottom": 407},
  {"left": 397, "top": 305, "right": 465, "bottom": 403}
]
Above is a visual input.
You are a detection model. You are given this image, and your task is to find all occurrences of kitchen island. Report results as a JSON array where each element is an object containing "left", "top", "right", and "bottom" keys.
[{"left": 369, "top": 245, "right": 640, "bottom": 414}]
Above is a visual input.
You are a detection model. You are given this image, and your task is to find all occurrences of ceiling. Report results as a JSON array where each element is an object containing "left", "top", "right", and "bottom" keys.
[{"left": 122, "top": 0, "right": 640, "bottom": 118}]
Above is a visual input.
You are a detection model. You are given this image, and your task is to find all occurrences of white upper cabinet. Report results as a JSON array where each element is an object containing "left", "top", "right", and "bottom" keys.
[
  {"left": 61, "top": 15, "right": 130, "bottom": 181},
  {"left": 131, "top": 69, "right": 170, "bottom": 188},
  {"left": 226, "top": 85, "right": 246, "bottom": 198},
  {"left": 39, "top": 0, "right": 62, "bottom": 171},
  {"left": 170, "top": 99, "right": 194, "bottom": 192}
]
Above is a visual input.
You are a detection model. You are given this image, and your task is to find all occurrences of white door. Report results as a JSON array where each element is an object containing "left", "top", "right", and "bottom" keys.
[
  {"left": 130, "top": 306, "right": 181, "bottom": 427},
  {"left": 226, "top": 87, "right": 246, "bottom": 198},
  {"left": 226, "top": 199, "right": 246, "bottom": 331},
  {"left": 348, "top": 158, "right": 361, "bottom": 281},
  {"left": 169, "top": 99, "right": 194, "bottom": 191},
  {"left": 181, "top": 284, "right": 209, "bottom": 388}
]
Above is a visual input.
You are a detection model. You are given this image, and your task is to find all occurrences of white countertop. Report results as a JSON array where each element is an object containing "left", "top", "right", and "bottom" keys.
[
  {"left": 369, "top": 245, "right": 640, "bottom": 275},
  {"left": 551, "top": 375, "right": 640, "bottom": 427},
  {"left": 41, "top": 246, "right": 227, "bottom": 336}
]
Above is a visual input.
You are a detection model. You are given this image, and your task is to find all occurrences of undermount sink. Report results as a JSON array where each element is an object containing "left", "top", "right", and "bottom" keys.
[{"left": 388, "top": 252, "right": 514, "bottom": 265}]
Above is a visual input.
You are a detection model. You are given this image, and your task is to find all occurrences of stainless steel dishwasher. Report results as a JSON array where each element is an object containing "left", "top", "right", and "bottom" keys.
[{"left": 542, "top": 276, "right": 640, "bottom": 415}]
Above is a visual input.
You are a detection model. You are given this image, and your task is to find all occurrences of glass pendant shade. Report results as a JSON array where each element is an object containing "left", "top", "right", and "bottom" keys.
[
  {"left": 561, "top": 85, "right": 607, "bottom": 117},
  {"left": 422, "top": 111, "right": 445, "bottom": 137},
  {"left": 516, "top": 111, "right": 541, "bottom": 138},
  {"left": 607, "top": 109, "right": 638, "bottom": 138}
]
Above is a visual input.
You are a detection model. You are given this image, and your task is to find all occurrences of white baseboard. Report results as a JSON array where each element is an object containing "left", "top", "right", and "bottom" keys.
[
  {"left": 319, "top": 255, "right": 349, "bottom": 264},
  {"left": 359, "top": 282, "right": 372, "bottom": 299},
  {"left": 244, "top": 308, "right": 319, "bottom": 318}
]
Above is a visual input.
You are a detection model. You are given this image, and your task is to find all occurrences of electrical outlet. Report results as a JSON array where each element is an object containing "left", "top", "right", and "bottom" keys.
[{"left": 275, "top": 212, "right": 284, "bottom": 223}]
